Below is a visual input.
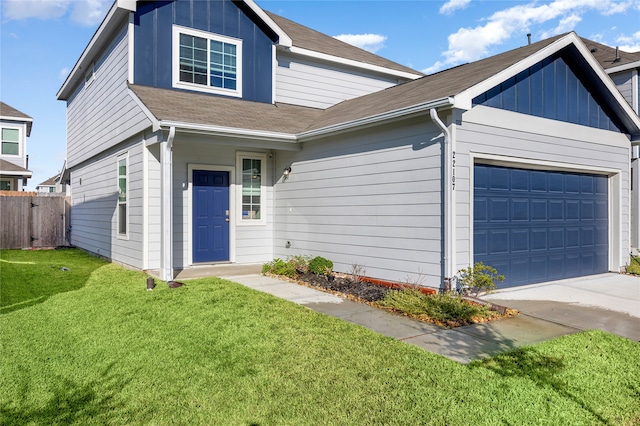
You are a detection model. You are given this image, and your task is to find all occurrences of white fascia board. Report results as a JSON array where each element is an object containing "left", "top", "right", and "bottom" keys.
[
  {"left": 605, "top": 60, "right": 640, "bottom": 74},
  {"left": 57, "top": 3, "right": 131, "bottom": 100},
  {"left": 159, "top": 121, "right": 298, "bottom": 143},
  {"left": 286, "top": 46, "right": 423, "bottom": 80},
  {"left": 127, "top": 87, "right": 161, "bottom": 132},
  {"left": 0, "top": 115, "right": 33, "bottom": 124},
  {"left": 243, "top": 0, "right": 292, "bottom": 47},
  {"left": 0, "top": 170, "right": 33, "bottom": 177},
  {"left": 298, "top": 97, "right": 454, "bottom": 141}
]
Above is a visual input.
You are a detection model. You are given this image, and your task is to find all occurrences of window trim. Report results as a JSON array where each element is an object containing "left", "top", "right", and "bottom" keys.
[
  {"left": 236, "top": 152, "right": 266, "bottom": 226},
  {"left": 172, "top": 25, "right": 243, "bottom": 98},
  {"left": 117, "top": 153, "right": 129, "bottom": 239},
  {"left": 1, "top": 126, "right": 21, "bottom": 157}
]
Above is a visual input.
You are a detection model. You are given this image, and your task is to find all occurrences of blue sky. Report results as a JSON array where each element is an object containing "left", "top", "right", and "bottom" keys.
[{"left": 1, "top": 0, "right": 639, "bottom": 189}]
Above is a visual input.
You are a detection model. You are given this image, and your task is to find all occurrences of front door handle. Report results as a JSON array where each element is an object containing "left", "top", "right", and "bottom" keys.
[{"left": 225, "top": 210, "right": 230, "bottom": 222}]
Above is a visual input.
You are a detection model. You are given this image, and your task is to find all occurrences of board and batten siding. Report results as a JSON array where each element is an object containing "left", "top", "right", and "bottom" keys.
[
  {"left": 275, "top": 52, "right": 402, "bottom": 109},
  {"left": 65, "top": 24, "right": 151, "bottom": 168},
  {"left": 456, "top": 105, "right": 631, "bottom": 271},
  {"left": 171, "top": 140, "right": 274, "bottom": 269},
  {"left": 70, "top": 138, "right": 145, "bottom": 269},
  {"left": 274, "top": 118, "right": 444, "bottom": 285},
  {"left": 611, "top": 72, "right": 634, "bottom": 109}
]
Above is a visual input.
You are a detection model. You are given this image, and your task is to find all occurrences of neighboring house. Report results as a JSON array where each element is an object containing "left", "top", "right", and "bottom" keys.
[
  {"left": 57, "top": 0, "right": 640, "bottom": 289},
  {"left": 582, "top": 39, "right": 640, "bottom": 255},
  {"left": 0, "top": 102, "right": 33, "bottom": 191},
  {"left": 36, "top": 173, "right": 67, "bottom": 194}
]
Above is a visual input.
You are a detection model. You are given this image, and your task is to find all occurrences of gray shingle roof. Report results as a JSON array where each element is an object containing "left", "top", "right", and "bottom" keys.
[
  {"left": 129, "top": 84, "right": 323, "bottom": 134},
  {"left": 0, "top": 159, "right": 31, "bottom": 174},
  {"left": 131, "top": 33, "right": 639, "bottom": 137},
  {"left": 266, "top": 11, "right": 422, "bottom": 77},
  {"left": 38, "top": 174, "right": 60, "bottom": 186},
  {"left": 581, "top": 38, "right": 640, "bottom": 70},
  {"left": 0, "top": 102, "right": 32, "bottom": 120}
]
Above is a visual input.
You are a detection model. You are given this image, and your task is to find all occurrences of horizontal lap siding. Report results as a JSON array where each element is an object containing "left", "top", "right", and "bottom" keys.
[
  {"left": 172, "top": 142, "right": 273, "bottom": 269},
  {"left": 66, "top": 24, "right": 151, "bottom": 168},
  {"left": 274, "top": 119, "right": 443, "bottom": 285},
  {"left": 456, "top": 106, "right": 631, "bottom": 271},
  {"left": 611, "top": 72, "right": 633, "bottom": 108},
  {"left": 70, "top": 139, "right": 144, "bottom": 269},
  {"left": 276, "top": 53, "right": 400, "bottom": 108}
]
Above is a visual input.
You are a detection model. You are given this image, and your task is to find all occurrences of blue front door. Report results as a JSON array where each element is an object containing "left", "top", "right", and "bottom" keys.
[
  {"left": 474, "top": 165, "right": 608, "bottom": 288},
  {"left": 193, "top": 170, "right": 230, "bottom": 263}
]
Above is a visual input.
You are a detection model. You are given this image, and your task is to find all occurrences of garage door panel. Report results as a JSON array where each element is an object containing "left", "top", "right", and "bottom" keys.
[{"left": 474, "top": 164, "right": 608, "bottom": 287}]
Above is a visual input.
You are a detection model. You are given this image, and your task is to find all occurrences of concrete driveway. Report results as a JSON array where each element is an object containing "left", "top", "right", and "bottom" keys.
[{"left": 484, "top": 273, "right": 640, "bottom": 341}]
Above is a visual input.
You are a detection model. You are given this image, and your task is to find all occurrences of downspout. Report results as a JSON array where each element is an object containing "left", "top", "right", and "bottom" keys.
[
  {"left": 161, "top": 126, "right": 176, "bottom": 281},
  {"left": 430, "top": 108, "right": 456, "bottom": 291}
]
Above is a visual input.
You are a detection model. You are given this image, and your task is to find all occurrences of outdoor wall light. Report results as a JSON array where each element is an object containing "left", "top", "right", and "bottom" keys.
[{"left": 283, "top": 166, "right": 292, "bottom": 178}]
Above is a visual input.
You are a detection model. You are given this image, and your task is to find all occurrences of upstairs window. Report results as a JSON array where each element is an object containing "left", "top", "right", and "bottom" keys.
[
  {"left": 173, "top": 26, "right": 242, "bottom": 98},
  {"left": 1, "top": 128, "right": 20, "bottom": 155}
]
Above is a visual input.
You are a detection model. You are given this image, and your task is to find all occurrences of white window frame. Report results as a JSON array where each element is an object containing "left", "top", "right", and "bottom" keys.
[
  {"left": 1, "top": 126, "right": 21, "bottom": 157},
  {"left": 117, "top": 153, "right": 129, "bottom": 239},
  {"left": 172, "top": 25, "right": 243, "bottom": 98},
  {"left": 236, "top": 152, "right": 266, "bottom": 226}
]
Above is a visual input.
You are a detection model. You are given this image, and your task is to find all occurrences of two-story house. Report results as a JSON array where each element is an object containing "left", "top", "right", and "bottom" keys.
[
  {"left": 57, "top": 0, "right": 640, "bottom": 289},
  {"left": 0, "top": 102, "right": 33, "bottom": 191}
]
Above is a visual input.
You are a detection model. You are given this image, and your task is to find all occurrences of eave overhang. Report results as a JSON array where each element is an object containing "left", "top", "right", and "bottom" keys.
[{"left": 57, "top": 0, "right": 135, "bottom": 101}]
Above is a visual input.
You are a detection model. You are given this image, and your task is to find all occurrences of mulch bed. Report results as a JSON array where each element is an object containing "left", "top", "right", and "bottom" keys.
[
  {"left": 296, "top": 272, "right": 391, "bottom": 302},
  {"left": 270, "top": 272, "right": 519, "bottom": 328}
]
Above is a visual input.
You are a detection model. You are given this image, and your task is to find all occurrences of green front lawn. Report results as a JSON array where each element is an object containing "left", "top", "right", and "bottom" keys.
[{"left": 1, "top": 249, "right": 639, "bottom": 425}]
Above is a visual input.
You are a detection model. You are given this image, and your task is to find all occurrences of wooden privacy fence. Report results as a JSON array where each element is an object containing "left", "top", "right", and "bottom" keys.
[{"left": 0, "top": 192, "right": 71, "bottom": 249}]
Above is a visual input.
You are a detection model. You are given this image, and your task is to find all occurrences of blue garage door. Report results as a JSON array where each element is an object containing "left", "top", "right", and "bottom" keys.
[{"left": 474, "top": 164, "right": 608, "bottom": 288}]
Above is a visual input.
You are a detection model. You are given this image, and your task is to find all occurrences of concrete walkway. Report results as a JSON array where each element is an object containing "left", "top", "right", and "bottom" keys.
[{"left": 223, "top": 274, "right": 581, "bottom": 364}]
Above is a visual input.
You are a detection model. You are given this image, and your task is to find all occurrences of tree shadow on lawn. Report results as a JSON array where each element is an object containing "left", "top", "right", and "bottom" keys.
[
  {"left": 0, "top": 363, "right": 132, "bottom": 426},
  {"left": 0, "top": 249, "right": 106, "bottom": 315},
  {"left": 470, "top": 347, "right": 609, "bottom": 424}
]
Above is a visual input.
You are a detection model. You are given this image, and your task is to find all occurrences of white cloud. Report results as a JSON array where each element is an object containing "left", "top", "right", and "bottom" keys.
[
  {"left": 439, "top": 0, "right": 471, "bottom": 15},
  {"left": 617, "top": 31, "right": 640, "bottom": 52},
  {"left": 424, "top": 0, "right": 639, "bottom": 74},
  {"left": 1, "top": 0, "right": 109, "bottom": 26},
  {"left": 59, "top": 67, "right": 70, "bottom": 81},
  {"left": 540, "top": 14, "right": 582, "bottom": 38},
  {"left": 334, "top": 33, "right": 387, "bottom": 53},
  {"left": 69, "top": 0, "right": 110, "bottom": 26}
]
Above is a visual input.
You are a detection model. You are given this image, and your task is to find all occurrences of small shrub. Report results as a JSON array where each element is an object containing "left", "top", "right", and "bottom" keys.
[
  {"left": 262, "top": 258, "right": 297, "bottom": 277},
  {"left": 378, "top": 289, "right": 491, "bottom": 324},
  {"left": 289, "top": 255, "right": 311, "bottom": 274},
  {"left": 308, "top": 256, "right": 333, "bottom": 276},
  {"left": 456, "top": 262, "right": 505, "bottom": 296},
  {"left": 627, "top": 256, "right": 640, "bottom": 275},
  {"left": 349, "top": 264, "right": 367, "bottom": 282}
]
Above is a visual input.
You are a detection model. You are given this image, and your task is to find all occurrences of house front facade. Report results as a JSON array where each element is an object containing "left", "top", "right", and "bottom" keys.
[
  {"left": 58, "top": 0, "right": 640, "bottom": 289},
  {"left": 0, "top": 102, "right": 33, "bottom": 191}
]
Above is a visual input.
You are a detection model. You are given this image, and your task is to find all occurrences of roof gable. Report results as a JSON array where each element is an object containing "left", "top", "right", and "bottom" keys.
[
  {"left": 472, "top": 51, "right": 622, "bottom": 132},
  {"left": 0, "top": 102, "right": 33, "bottom": 136}
]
